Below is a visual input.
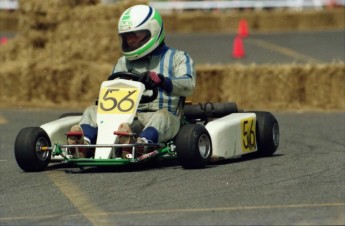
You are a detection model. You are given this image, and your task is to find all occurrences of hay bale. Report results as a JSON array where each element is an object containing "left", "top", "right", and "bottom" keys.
[
  {"left": 192, "top": 63, "right": 345, "bottom": 111},
  {"left": 0, "top": 0, "right": 146, "bottom": 108},
  {"left": 0, "top": 11, "right": 17, "bottom": 31},
  {"left": 163, "top": 8, "right": 345, "bottom": 33},
  {"left": 0, "top": 0, "right": 344, "bottom": 111}
]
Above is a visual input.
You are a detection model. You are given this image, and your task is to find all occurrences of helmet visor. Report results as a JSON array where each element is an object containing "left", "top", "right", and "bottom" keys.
[{"left": 120, "top": 30, "right": 151, "bottom": 52}]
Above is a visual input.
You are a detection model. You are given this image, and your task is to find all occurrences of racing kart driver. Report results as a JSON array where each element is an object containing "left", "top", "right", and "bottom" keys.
[{"left": 67, "top": 4, "right": 196, "bottom": 158}]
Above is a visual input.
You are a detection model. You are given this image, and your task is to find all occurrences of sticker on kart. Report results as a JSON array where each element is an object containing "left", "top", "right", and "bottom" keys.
[
  {"left": 241, "top": 117, "right": 257, "bottom": 152},
  {"left": 97, "top": 87, "right": 139, "bottom": 114}
]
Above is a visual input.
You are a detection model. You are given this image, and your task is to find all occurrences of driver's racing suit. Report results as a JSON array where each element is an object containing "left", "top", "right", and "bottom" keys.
[{"left": 78, "top": 44, "right": 196, "bottom": 144}]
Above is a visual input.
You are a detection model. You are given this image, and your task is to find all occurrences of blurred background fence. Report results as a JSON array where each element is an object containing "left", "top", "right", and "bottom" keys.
[
  {"left": 148, "top": 0, "right": 345, "bottom": 11},
  {"left": 1, "top": 0, "right": 344, "bottom": 10}
]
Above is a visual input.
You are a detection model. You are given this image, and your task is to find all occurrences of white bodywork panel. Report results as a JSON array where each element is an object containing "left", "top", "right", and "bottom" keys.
[
  {"left": 40, "top": 115, "right": 81, "bottom": 160},
  {"left": 41, "top": 116, "right": 81, "bottom": 144},
  {"left": 206, "top": 113, "right": 258, "bottom": 160}
]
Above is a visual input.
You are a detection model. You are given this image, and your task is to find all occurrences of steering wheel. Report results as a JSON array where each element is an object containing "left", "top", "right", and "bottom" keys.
[{"left": 107, "top": 72, "right": 158, "bottom": 104}]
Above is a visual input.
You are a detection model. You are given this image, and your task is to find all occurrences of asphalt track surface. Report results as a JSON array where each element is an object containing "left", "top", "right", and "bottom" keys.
[
  {"left": 166, "top": 30, "right": 345, "bottom": 64},
  {"left": 0, "top": 31, "right": 345, "bottom": 225},
  {"left": 0, "top": 109, "right": 344, "bottom": 225}
]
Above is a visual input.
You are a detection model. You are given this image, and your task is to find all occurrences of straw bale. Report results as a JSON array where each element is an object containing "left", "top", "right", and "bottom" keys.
[
  {"left": 1, "top": 4, "right": 344, "bottom": 32},
  {"left": 193, "top": 63, "right": 345, "bottom": 111},
  {"left": 0, "top": 11, "right": 17, "bottom": 31},
  {"left": 163, "top": 8, "right": 345, "bottom": 33},
  {"left": 0, "top": 0, "right": 344, "bottom": 111}
]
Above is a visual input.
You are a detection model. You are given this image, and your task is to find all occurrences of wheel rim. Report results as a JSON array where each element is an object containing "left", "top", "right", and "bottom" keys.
[
  {"left": 198, "top": 134, "right": 211, "bottom": 159},
  {"left": 35, "top": 137, "right": 50, "bottom": 161},
  {"left": 272, "top": 123, "right": 280, "bottom": 148}
]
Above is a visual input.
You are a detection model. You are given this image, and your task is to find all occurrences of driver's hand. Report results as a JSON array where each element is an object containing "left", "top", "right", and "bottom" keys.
[{"left": 140, "top": 71, "right": 172, "bottom": 93}]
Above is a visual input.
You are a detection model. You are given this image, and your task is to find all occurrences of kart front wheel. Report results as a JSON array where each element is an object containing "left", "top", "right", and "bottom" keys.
[
  {"left": 14, "top": 127, "right": 51, "bottom": 172},
  {"left": 175, "top": 124, "right": 212, "bottom": 169}
]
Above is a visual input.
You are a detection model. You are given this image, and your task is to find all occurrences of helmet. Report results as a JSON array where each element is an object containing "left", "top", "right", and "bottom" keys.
[{"left": 118, "top": 5, "right": 165, "bottom": 61}]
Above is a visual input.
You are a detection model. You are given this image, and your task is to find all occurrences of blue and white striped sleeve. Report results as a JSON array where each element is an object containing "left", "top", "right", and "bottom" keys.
[{"left": 170, "top": 50, "right": 196, "bottom": 97}]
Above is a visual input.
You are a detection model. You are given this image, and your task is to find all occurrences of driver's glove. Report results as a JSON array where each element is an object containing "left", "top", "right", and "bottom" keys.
[{"left": 141, "top": 71, "right": 173, "bottom": 93}]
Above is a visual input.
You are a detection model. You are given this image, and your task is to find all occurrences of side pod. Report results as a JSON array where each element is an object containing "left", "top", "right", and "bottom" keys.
[{"left": 206, "top": 113, "right": 257, "bottom": 160}]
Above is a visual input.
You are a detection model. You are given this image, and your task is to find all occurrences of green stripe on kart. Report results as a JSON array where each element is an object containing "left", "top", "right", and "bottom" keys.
[{"left": 67, "top": 158, "right": 132, "bottom": 166}]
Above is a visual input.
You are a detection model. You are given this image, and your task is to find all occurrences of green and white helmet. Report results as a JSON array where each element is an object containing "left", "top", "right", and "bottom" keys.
[{"left": 118, "top": 5, "right": 165, "bottom": 61}]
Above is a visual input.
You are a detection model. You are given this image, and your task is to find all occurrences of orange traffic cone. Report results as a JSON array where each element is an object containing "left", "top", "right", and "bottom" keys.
[
  {"left": 0, "top": 37, "right": 8, "bottom": 45},
  {"left": 232, "top": 36, "right": 245, "bottom": 59},
  {"left": 326, "top": 0, "right": 336, "bottom": 8},
  {"left": 237, "top": 19, "right": 249, "bottom": 38}
]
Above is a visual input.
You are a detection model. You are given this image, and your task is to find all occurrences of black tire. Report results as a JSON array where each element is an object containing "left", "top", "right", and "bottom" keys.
[
  {"left": 175, "top": 124, "right": 212, "bottom": 169},
  {"left": 253, "top": 111, "right": 280, "bottom": 157},
  {"left": 59, "top": 112, "right": 83, "bottom": 119},
  {"left": 14, "top": 127, "right": 51, "bottom": 172}
]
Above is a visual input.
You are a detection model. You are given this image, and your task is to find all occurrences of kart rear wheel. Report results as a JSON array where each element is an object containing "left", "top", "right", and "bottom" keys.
[
  {"left": 14, "top": 127, "right": 51, "bottom": 172},
  {"left": 175, "top": 124, "right": 212, "bottom": 169},
  {"left": 254, "top": 111, "right": 279, "bottom": 156}
]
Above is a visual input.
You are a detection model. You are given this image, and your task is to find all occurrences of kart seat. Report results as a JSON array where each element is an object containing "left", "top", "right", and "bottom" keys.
[{"left": 184, "top": 102, "right": 238, "bottom": 120}]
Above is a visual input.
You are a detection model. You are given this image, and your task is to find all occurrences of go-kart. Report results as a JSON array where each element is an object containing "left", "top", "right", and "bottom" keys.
[{"left": 14, "top": 72, "right": 280, "bottom": 172}]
